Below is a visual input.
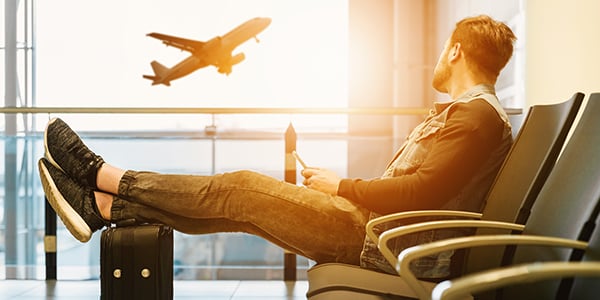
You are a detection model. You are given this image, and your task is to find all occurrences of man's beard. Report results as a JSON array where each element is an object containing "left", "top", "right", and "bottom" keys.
[{"left": 432, "top": 60, "right": 451, "bottom": 93}]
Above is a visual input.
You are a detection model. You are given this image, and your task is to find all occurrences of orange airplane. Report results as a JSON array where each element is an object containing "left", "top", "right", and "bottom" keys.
[{"left": 143, "top": 17, "right": 271, "bottom": 86}]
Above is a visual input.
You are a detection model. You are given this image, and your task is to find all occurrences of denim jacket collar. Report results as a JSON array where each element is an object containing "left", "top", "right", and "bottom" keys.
[{"left": 434, "top": 84, "right": 510, "bottom": 132}]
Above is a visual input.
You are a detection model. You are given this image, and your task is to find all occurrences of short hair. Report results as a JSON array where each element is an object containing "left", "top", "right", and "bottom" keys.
[{"left": 450, "top": 15, "right": 517, "bottom": 80}]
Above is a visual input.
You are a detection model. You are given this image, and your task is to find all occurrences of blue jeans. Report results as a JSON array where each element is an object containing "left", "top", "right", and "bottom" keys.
[{"left": 110, "top": 169, "right": 370, "bottom": 265}]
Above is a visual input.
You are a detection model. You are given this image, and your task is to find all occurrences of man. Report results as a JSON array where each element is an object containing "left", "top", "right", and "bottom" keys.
[{"left": 39, "top": 15, "right": 516, "bottom": 279}]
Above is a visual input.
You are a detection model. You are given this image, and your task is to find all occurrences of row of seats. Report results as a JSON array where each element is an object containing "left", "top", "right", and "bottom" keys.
[{"left": 306, "top": 92, "right": 600, "bottom": 300}]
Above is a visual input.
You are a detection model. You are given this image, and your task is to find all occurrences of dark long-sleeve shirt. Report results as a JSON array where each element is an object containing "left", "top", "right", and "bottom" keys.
[{"left": 338, "top": 99, "right": 508, "bottom": 215}]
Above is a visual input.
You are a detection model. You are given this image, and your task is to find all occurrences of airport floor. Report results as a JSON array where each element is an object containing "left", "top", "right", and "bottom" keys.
[{"left": 0, "top": 280, "right": 309, "bottom": 299}]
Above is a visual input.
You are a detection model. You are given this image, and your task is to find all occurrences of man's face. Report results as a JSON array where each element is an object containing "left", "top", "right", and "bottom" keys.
[{"left": 432, "top": 39, "right": 452, "bottom": 93}]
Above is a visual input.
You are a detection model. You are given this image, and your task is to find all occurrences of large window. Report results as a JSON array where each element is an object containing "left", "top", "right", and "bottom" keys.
[
  {"left": 2, "top": 0, "right": 349, "bottom": 280},
  {"left": 35, "top": 0, "right": 348, "bottom": 132}
]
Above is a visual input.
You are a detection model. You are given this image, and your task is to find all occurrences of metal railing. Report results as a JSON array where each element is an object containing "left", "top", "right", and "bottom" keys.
[{"left": 0, "top": 106, "right": 431, "bottom": 115}]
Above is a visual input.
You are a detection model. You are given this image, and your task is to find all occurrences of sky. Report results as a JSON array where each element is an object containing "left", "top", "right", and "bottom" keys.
[{"left": 35, "top": 0, "right": 348, "bottom": 109}]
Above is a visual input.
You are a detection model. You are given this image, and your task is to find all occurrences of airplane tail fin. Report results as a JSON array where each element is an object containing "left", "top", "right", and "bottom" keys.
[{"left": 143, "top": 61, "right": 171, "bottom": 86}]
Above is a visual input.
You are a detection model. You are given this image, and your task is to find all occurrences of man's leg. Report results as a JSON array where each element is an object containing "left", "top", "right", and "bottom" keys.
[
  {"left": 112, "top": 169, "right": 370, "bottom": 265},
  {"left": 42, "top": 117, "right": 370, "bottom": 265}
]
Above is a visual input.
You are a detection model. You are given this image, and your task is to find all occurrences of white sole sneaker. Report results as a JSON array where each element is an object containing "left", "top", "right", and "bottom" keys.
[{"left": 38, "top": 159, "right": 92, "bottom": 243}]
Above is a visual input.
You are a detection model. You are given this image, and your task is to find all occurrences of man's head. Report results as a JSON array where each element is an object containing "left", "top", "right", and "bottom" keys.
[{"left": 433, "top": 15, "right": 516, "bottom": 94}]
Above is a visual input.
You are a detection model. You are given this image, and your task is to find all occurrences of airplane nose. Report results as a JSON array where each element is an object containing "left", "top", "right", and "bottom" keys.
[{"left": 260, "top": 17, "right": 272, "bottom": 27}]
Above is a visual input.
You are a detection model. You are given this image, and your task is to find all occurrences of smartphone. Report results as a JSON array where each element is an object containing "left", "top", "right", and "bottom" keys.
[{"left": 292, "top": 150, "right": 307, "bottom": 169}]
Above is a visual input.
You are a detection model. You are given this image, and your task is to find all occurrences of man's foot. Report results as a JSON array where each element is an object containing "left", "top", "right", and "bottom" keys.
[
  {"left": 44, "top": 117, "right": 104, "bottom": 189},
  {"left": 38, "top": 158, "right": 109, "bottom": 242}
]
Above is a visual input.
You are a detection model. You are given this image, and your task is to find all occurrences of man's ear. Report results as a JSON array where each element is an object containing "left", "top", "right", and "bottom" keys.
[{"left": 448, "top": 42, "right": 462, "bottom": 62}]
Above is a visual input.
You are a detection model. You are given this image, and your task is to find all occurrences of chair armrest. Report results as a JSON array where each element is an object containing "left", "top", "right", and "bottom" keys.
[
  {"left": 366, "top": 210, "right": 482, "bottom": 245},
  {"left": 396, "top": 234, "right": 588, "bottom": 300},
  {"left": 432, "top": 261, "right": 600, "bottom": 300},
  {"left": 377, "top": 220, "right": 525, "bottom": 272}
]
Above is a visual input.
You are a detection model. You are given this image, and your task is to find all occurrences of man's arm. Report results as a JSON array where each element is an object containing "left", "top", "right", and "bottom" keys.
[{"left": 337, "top": 99, "right": 506, "bottom": 215}]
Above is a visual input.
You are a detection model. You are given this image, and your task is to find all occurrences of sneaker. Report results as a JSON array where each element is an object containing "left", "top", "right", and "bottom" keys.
[
  {"left": 44, "top": 117, "right": 104, "bottom": 189},
  {"left": 38, "top": 158, "right": 109, "bottom": 242}
]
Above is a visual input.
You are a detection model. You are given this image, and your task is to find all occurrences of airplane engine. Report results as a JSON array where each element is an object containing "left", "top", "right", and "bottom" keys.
[
  {"left": 217, "top": 53, "right": 246, "bottom": 75},
  {"left": 230, "top": 53, "right": 245, "bottom": 66}
]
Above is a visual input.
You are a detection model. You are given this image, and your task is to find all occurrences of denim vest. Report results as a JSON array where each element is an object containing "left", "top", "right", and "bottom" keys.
[{"left": 359, "top": 84, "right": 513, "bottom": 278}]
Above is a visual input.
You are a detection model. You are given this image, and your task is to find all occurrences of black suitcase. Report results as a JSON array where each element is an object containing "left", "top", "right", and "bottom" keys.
[{"left": 100, "top": 224, "right": 174, "bottom": 300}]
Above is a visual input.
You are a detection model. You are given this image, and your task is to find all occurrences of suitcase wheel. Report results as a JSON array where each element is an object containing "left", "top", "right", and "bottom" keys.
[{"left": 141, "top": 268, "right": 151, "bottom": 278}]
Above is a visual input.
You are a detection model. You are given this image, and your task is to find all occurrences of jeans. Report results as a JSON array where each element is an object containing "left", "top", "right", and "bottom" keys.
[{"left": 109, "top": 169, "right": 370, "bottom": 265}]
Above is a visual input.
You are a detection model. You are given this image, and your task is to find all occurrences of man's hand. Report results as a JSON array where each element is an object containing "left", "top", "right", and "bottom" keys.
[{"left": 301, "top": 167, "right": 341, "bottom": 196}]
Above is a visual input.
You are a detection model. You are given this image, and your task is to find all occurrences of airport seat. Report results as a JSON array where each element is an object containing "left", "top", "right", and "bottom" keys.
[
  {"left": 388, "top": 92, "right": 600, "bottom": 300},
  {"left": 306, "top": 93, "right": 585, "bottom": 300},
  {"left": 431, "top": 216, "right": 600, "bottom": 300}
]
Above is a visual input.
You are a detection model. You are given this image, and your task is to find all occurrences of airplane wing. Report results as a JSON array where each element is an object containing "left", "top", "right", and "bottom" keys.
[{"left": 147, "top": 32, "right": 205, "bottom": 53}]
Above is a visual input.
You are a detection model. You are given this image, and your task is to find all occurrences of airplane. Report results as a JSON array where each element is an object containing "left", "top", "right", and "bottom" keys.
[{"left": 143, "top": 17, "right": 271, "bottom": 86}]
